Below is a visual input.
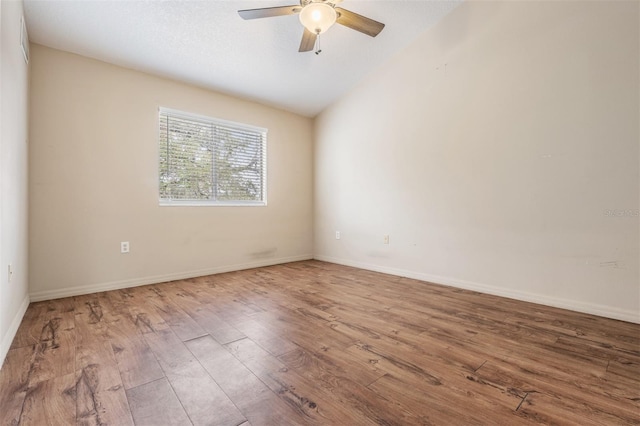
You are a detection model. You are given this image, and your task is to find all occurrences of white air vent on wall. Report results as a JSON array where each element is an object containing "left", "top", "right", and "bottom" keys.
[{"left": 20, "top": 16, "right": 29, "bottom": 64}]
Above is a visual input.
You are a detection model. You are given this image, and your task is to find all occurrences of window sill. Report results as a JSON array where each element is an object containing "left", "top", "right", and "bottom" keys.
[{"left": 159, "top": 200, "right": 267, "bottom": 207}]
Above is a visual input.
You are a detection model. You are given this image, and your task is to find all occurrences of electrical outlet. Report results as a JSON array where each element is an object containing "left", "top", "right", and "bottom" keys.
[
  {"left": 383, "top": 235, "right": 390, "bottom": 244},
  {"left": 121, "top": 241, "right": 130, "bottom": 253},
  {"left": 335, "top": 231, "right": 341, "bottom": 240}
]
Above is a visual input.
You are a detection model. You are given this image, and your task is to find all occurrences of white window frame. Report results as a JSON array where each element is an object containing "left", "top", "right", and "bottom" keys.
[{"left": 158, "top": 107, "right": 267, "bottom": 207}]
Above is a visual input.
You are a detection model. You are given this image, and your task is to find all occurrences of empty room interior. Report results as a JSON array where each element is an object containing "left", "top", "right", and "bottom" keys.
[{"left": 1, "top": 0, "right": 639, "bottom": 424}]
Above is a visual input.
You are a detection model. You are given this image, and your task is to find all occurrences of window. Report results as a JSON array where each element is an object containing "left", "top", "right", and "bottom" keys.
[{"left": 159, "top": 108, "right": 267, "bottom": 206}]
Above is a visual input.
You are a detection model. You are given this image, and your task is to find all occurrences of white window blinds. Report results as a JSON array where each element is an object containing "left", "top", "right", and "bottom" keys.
[{"left": 159, "top": 108, "right": 267, "bottom": 205}]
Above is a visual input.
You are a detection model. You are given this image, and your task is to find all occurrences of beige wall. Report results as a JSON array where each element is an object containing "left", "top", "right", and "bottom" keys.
[
  {"left": 29, "top": 45, "right": 313, "bottom": 300},
  {"left": 314, "top": 1, "right": 639, "bottom": 322},
  {"left": 1, "top": 0, "right": 30, "bottom": 364}
]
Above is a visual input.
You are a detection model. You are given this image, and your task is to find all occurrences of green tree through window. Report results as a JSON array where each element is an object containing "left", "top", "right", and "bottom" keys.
[{"left": 159, "top": 108, "right": 267, "bottom": 204}]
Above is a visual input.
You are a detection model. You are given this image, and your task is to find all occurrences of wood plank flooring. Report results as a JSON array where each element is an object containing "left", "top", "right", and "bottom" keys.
[{"left": 1, "top": 260, "right": 638, "bottom": 425}]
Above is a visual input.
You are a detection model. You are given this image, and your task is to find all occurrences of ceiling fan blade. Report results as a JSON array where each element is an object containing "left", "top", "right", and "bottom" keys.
[
  {"left": 335, "top": 7, "right": 385, "bottom": 37},
  {"left": 299, "top": 28, "right": 316, "bottom": 52},
  {"left": 238, "top": 5, "right": 301, "bottom": 20}
]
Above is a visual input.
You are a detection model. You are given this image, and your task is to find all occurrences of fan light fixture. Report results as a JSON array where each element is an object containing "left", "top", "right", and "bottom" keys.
[
  {"left": 298, "top": 2, "right": 337, "bottom": 34},
  {"left": 238, "top": 0, "right": 385, "bottom": 54}
]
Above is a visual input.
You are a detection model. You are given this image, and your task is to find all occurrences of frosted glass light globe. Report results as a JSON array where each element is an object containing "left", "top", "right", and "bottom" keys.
[{"left": 299, "top": 2, "right": 337, "bottom": 34}]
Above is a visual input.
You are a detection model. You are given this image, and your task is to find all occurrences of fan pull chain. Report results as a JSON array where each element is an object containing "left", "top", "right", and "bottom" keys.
[{"left": 315, "top": 30, "right": 322, "bottom": 55}]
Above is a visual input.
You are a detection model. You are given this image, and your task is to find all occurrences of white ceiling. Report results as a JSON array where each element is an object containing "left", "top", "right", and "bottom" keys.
[{"left": 23, "top": 0, "right": 462, "bottom": 117}]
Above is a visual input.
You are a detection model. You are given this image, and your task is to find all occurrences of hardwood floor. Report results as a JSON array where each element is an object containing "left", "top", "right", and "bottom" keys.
[{"left": 1, "top": 260, "right": 638, "bottom": 425}]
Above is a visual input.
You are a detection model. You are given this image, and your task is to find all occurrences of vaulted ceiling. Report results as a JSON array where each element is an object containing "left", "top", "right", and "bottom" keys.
[{"left": 24, "top": 0, "right": 462, "bottom": 116}]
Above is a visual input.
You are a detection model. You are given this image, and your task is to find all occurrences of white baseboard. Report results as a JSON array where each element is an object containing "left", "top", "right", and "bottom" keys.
[
  {"left": 29, "top": 254, "right": 313, "bottom": 302},
  {"left": 314, "top": 255, "right": 640, "bottom": 324},
  {"left": 25, "top": 253, "right": 640, "bottom": 324},
  {"left": 0, "top": 294, "right": 30, "bottom": 368}
]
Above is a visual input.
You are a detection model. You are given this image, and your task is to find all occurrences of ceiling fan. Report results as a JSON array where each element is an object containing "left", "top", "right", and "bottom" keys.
[{"left": 238, "top": 0, "right": 385, "bottom": 54}]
